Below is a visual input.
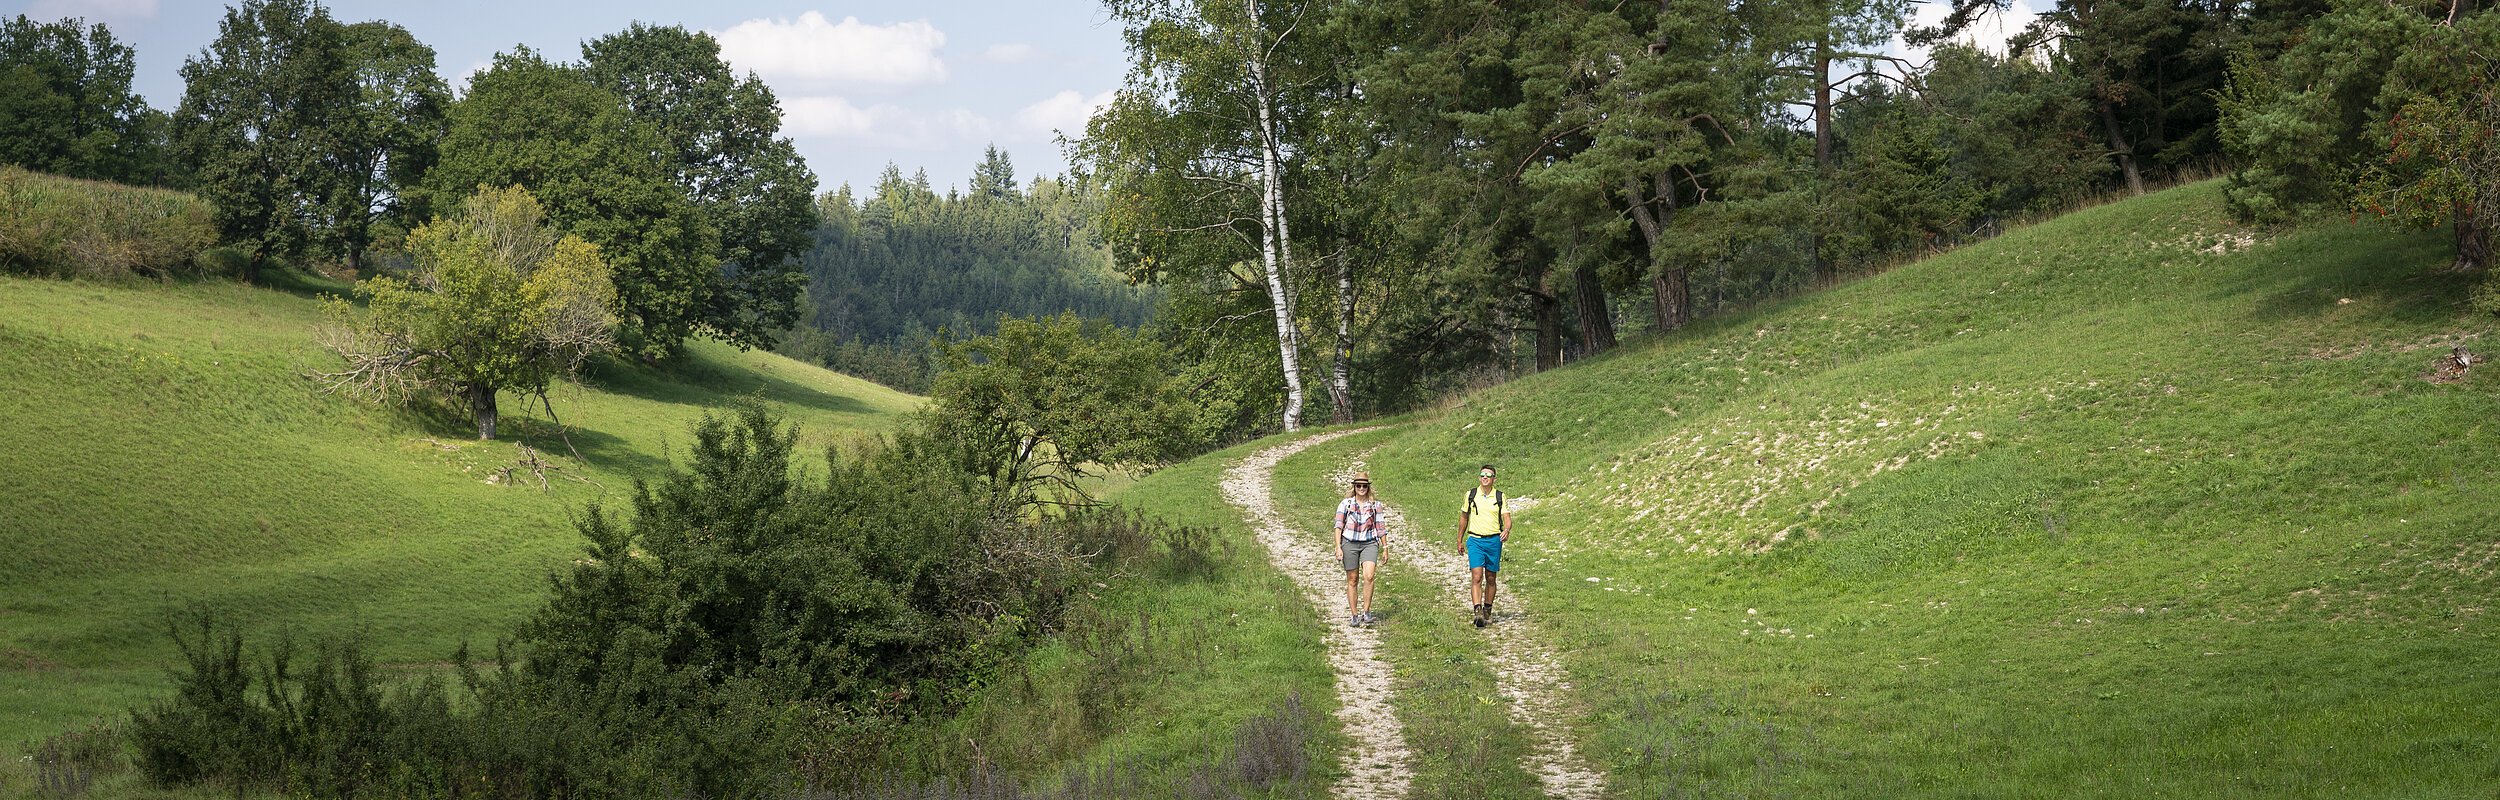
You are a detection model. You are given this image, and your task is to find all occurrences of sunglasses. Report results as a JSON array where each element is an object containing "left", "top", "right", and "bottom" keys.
[{"left": 1479, "top": 472, "right": 1496, "bottom": 478}]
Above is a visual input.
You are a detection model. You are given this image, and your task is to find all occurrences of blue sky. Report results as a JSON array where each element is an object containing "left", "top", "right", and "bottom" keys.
[{"left": 8, "top": 0, "right": 1132, "bottom": 197}]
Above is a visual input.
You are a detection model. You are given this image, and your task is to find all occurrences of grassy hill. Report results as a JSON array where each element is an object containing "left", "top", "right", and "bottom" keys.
[
  {"left": 1233, "top": 180, "right": 2499, "bottom": 797},
  {"left": 0, "top": 270, "right": 922, "bottom": 751}
]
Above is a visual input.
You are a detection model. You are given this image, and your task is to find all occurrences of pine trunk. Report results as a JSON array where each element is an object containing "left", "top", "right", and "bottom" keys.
[
  {"left": 1572, "top": 263, "right": 1615, "bottom": 356},
  {"left": 468, "top": 382, "right": 498, "bottom": 440},
  {"left": 1625, "top": 174, "right": 1689, "bottom": 332},
  {"left": 1533, "top": 287, "right": 1563, "bottom": 372},
  {"left": 2457, "top": 210, "right": 2491, "bottom": 273},
  {"left": 2099, "top": 97, "right": 2146, "bottom": 196}
]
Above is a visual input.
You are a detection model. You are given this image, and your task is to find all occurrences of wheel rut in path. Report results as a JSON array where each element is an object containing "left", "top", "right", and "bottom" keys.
[
  {"left": 1221, "top": 429, "right": 1409, "bottom": 799},
  {"left": 1221, "top": 430, "right": 1608, "bottom": 799}
]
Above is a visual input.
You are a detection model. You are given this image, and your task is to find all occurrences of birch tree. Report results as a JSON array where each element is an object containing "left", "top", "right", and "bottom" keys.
[{"left": 1091, "top": 0, "right": 1321, "bottom": 431}]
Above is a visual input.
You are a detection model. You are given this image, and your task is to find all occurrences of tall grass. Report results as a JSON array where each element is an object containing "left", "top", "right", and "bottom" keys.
[{"left": 0, "top": 167, "right": 218, "bottom": 280}]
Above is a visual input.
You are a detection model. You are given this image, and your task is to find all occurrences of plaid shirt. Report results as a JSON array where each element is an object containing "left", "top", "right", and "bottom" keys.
[{"left": 1335, "top": 498, "right": 1386, "bottom": 542}]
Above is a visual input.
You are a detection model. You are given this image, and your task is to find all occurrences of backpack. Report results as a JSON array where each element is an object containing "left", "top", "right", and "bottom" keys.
[{"left": 1466, "top": 488, "right": 1505, "bottom": 517}]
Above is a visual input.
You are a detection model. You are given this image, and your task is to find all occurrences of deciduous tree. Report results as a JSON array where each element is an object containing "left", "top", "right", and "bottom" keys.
[
  {"left": 581, "top": 23, "right": 817, "bottom": 350},
  {"left": 425, "top": 48, "right": 715, "bottom": 359},
  {"left": 173, "top": 0, "right": 357, "bottom": 279},
  {"left": 317, "top": 185, "right": 616, "bottom": 439},
  {"left": 0, "top": 15, "right": 167, "bottom": 184}
]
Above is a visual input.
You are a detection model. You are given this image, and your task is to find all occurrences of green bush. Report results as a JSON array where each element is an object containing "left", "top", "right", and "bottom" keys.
[
  {"left": 0, "top": 166, "right": 216, "bottom": 280},
  {"left": 124, "top": 405, "right": 1136, "bottom": 799},
  {"left": 26, "top": 719, "right": 123, "bottom": 798}
]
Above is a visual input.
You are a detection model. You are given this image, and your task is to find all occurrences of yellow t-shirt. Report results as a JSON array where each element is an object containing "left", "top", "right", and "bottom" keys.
[{"left": 1461, "top": 488, "right": 1504, "bottom": 536}]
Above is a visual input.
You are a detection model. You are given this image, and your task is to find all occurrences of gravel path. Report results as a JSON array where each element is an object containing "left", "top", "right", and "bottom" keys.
[
  {"left": 1222, "top": 431, "right": 1608, "bottom": 799},
  {"left": 1219, "top": 429, "right": 1410, "bottom": 799},
  {"left": 1336, "top": 448, "right": 1608, "bottom": 799}
]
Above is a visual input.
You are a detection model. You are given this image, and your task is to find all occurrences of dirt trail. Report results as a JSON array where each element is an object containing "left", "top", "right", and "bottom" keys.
[
  {"left": 1340, "top": 447, "right": 1608, "bottom": 799},
  {"left": 1221, "top": 431, "right": 1608, "bottom": 799},
  {"left": 1219, "top": 429, "right": 1409, "bottom": 799}
]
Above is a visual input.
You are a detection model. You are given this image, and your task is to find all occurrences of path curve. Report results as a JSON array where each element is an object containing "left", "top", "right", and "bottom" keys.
[
  {"left": 1224, "top": 431, "right": 1608, "bottom": 798},
  {"left": 1219, "top": 429, "right": 1409, "bottom": 799}
]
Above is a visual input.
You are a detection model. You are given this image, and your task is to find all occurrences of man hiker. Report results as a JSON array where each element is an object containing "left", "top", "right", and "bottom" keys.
[
  {"left": 1335, "top": 472, "right": 1387, "bottom": 627},
  {"left": 1456, "top": 463, "right": 1510, "bottom": 628}
]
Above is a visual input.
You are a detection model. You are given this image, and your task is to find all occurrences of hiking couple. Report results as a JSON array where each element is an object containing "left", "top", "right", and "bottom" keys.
[{"left": 1332, "top": 464, "right": 1512, "bottom": 629}]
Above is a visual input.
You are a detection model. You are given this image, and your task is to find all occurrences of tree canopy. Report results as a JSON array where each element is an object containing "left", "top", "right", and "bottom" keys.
[
  {"left": 0, "top": 15, "right": 167, "bottom": 184},
  {"left": 317, "top": 185, "right": 616, "bottom": 440}
]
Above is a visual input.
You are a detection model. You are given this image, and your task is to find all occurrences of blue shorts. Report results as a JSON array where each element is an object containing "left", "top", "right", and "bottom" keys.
[{"left": 1466, "top": 535, "right": 1503, "bottom": 572}]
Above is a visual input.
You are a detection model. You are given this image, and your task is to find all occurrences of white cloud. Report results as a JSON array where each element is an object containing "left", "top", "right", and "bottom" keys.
[
  {"left": 783, "top": 96, "right": 994, "bottom": 148},
  {"left": 715, "top": 12, "right": 948, "bottom": 89},
  {"left": 1900, "top": 0, "right": 2040, "bottom": 61},
  {"left": 1013, "top": 89, "right": 1115, "bottom": 141},
  {"left": 26, "top": 0, "right": 156, "bottom": 20},
  {"left": 983, "top": 43, "right": 1038, "bottom": 63},
  {"left": 448, "top": 59, "right": 494, "bottom": 95}
]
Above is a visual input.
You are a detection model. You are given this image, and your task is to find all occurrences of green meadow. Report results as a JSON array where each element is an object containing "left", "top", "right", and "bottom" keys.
[
  {"left": 1246, "top": 180, "right": 2500, "bottom": 796},
  {"left": 0, "top": 270, "right": 921, "bottom": 750},
  {"left": 6, "top": 178, "right": 2497, "bottom": 799}
]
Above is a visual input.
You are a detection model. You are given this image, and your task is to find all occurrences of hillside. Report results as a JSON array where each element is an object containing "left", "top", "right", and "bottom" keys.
[
  {"left": 1019, "top": 180, "right": 2498, "bottom": 798},
  {"left": 0, "top": 272, "right": 922, "bottom": 747}
]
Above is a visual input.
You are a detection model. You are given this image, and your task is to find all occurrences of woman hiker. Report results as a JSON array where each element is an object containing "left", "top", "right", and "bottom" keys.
[
  {"left": 1455, "top": 463, "right": 1510, "bottom": 628},
  {"left": 1336, "top": 472, "right": 1388, "bottom": 627}
]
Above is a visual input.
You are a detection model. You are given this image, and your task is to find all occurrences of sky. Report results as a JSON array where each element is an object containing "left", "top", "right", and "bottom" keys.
[
  {"left": 7, "top": 0, "right": 2033, "bottom": 199},
  {"left": 8, "top": 0, "right": 1131, "bottom": 196}
]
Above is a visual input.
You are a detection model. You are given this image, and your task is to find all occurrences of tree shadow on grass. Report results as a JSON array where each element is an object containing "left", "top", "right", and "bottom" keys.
[
  {"left": 500, "top": 419, "right": 669, "bottom": 480},
  {"left": 578, "top": 347, "right": 886, "bottom": 419},
  {"left": 252, "top": 264, "right": 357, "bottom": 303},
  {"left": 388, "top": 394, "right": 671, "bottom": 479},
  {"left": 2222, "top": 222, "right": 2478, "bottom": 328}
]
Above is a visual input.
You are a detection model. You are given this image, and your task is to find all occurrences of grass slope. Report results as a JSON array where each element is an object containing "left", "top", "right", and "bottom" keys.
[
  {"left": 0, "top": 271, "right": 921, "bottom": 750},
  {"left": 871, "top": 439, "right": 1341, "bottom": 797},
  {"left": 1273, "top": 181, "right": 2499, "bottom": 796}
]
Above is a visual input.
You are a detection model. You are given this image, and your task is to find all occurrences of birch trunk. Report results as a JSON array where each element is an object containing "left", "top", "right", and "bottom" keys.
[
  {"left": 1329, "top": 247, "right": 1355, "bottom": 423},
  {"left": 1246, "top": 0, "right": 1305, "bottom": 431},
  {"left": 1812, "top": 34, "right": 1834, "bottom": 282}
]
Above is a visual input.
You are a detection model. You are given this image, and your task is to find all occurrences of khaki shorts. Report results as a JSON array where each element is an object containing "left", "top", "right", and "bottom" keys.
[{"left": 1341, "top": 537, "right": 1381, "bottom": 571}]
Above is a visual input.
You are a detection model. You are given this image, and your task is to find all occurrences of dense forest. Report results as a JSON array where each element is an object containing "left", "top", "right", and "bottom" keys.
[
  {"left": 779, "top": 149, "right": 1161, "bottom": 391},
  {"left": 1081, "top": 0, "right": 2478, "bottom": 432}
]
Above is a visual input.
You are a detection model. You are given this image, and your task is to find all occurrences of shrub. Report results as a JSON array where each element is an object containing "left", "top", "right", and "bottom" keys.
[
  {"left": 27, "top": 720, "right": 122, "bottom": 799},
  {"left": 0, "top": 166, "right": 215, "bottom": 280},
  {"left": 125, "top": 407, "right": 1138, "bottom": 799}
]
